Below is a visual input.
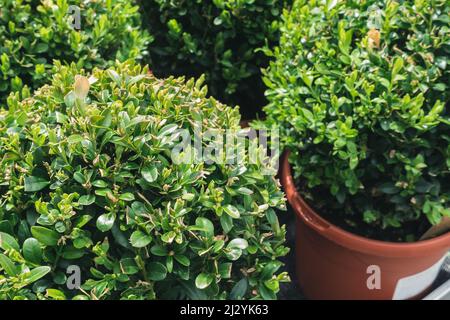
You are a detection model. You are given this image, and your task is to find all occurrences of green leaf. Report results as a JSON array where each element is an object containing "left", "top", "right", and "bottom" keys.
[
  {"left": 225, "top": 247, "right": 243, "bottom": 261},
  {"left": 161, "top": 231, "right": 176, "bottom": 244},
  {"left": 127, "top": 74, "right": 146, "bottom": 86},
  {"left": 61, "top": 246, "right": 85, "bottom": 259},
  {"left": 174, "top": 254, "right": 190, "bottom": 267},
  {"left": 218, "top": 263, "right": 232, "bottom": 279},
  {"left": 0, "top": 253, "right": 19, "bottom": 276},
  {"left": 92, "top": 180, "right": 108, "bottom": 188},
  {"left": 120, "top": 258, "right": 139, "bottom": 275},
  {"left": 220, "top": 214, "right": 233, "bottom": 233},
  {"left": 213, "top": 240, "right": 225, "bottom": 253},
  {"left": 23, "top": 238, "right": 42, "bottom": 264},
  {"left": 147, "top": 262, "right": 167, "bottom": 281},
  {"left": 300, "top": 71, "right": 314, "bottom": 88},
  {"left": 259, "top": 283, "right": 276, "bottom": 300},
  {"left": 64, "top": 91, "right": 76, "bottom": 108},
  {"left": 18, "top": 266, "right": 51, "bottom": 288},
  {"left": 24, "top": 176, "right": 50, "bottom": 192},
  {"left": 237, "top": 187, "right": 253, "bottom": 195},
  {"left": 73, "top": 171, "right": 86, "bottom": 184},
  {"left": 78, "top": 195, "right": 95, "bottom": 206},
  {"left": 0, "top": 231, "right": 20, "bottom": 251},
  {"left": 227, "top": 238, "right": 248, "bottom": 250},
  {"left": 31, "top": 226, "right": 60, "bottom": 246},
  {"left": 230, "top": 278, "right": 248, "bottom": 299},
  {"left": 182, "top": 193, "right": 195, "bottom": 201},
  {"left": 142, "top": 165, "right": 158, "bottom": 183},
  {"left": 327, "top": 0, "right": 338, "bottom": 11},
  {"left": 378, "top": 182, "right": 399, "bottom": 194},
  {"left": 119, "top": 193, "right": 135, "bottom": 201},
  {"left": 433, "top": 83, "right": 446, "bottom": 92},
  {"left": 349, "top": 157, "right": 358, "bottom": 170},
  {"left": 107, "top": 69, "right": 121, "bottom": 86},
  {"left": 158, "top": 123, "right": 178, "bottom": 136},
  {"left": 260, "top": 261, "right": 282, "bottom": 280},
  {"left": 96, "top": 213, "right": 115, "bottom": 232},
  {"left": 266, "top": 209, "right": 281, "bottom": 235},
  {"left": 166, "top": 255, "right": 173, "bottom": 273},
  {"left": 195, "top": 272, "right": 214, "bottom": 289},
  {"left": 112, "top": 224, "right": 132, "bottom": 250},
  {"left": 68, "top": 135, "right": 85, "bottom": 146},
  {"left": 74, "top": 215, "right": 92, "bottom": 228},
  {"left": 53, "top": 272, "right": 67, "bottom": 285},
  {"left": 150, "top": 244, "right": 168, "bottom": 256},
  {"left": 45, "top": 288, "right": 66, "bottom": 300},
  {"left": 95, "top": 188, "right": 112, "bottom": 197},
  {"left": 223, "top": 204, "right": 240, "bottom": 219},
  {"left": 34, "top": 43, "right": 48, "bottom": 53},
  {"left": 130, "top": 230, "right": 152, "bottom": 248},
  {"left": 392, "top": 56, "right": 404, "bottom": 78},
  {"left": 0, "top": 221, "right": 13, "bottom": 235}
]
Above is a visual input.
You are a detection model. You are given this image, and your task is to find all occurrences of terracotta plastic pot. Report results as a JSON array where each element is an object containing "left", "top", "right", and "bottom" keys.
[{"left": 281, "top": 152, "right": 450, "bottom": 300}]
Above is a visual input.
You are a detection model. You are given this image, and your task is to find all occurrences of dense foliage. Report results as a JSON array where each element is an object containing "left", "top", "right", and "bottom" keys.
[
  {"left": 0, "top": 0, "right": 151, "bottom": 105},
  {"left": 140, "top": 0, "right": 291, "bottom": 114},
  {"left": 0, "top": 60, "right": 288, "bottom": 299},
  {"left": 257, "top": 0, "right": 450, "bottom": 240}
]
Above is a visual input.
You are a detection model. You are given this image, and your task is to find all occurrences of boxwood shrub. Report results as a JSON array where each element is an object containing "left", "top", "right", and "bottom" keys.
[
  {"left": 0, "top": 60, "right": 288, "bottom": 299},
  {"left": 257, "top": 0, "right": 450, "bottom": 241},
  {"left": 0, "top": 0, "right": 151, "bottom": 105},
  {"left": 140, "top": 0, "right": 291, "bottom": 114}
]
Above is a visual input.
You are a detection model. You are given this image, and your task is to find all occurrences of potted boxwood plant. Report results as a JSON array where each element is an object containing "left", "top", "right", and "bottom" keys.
[
  {"left": 0, "top": 60, "right": 289, "bottom": 299},
  {"left": 255, "top": 0, "right": 450, "bottom": 299}
]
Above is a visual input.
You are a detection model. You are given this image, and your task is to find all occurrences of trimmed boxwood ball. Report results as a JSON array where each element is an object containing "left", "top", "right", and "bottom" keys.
[
  {"left": 256, "top": 0, "right": 450, "bottom": 241},
  {"left": 140, "top": 0, "right": 291, "bottom": 113},
  {"left": 0, "top": 60, "right": 288, "bottom": 299},
  {"left": 0, "top": 0, "right": 151, "bottom": 105}
]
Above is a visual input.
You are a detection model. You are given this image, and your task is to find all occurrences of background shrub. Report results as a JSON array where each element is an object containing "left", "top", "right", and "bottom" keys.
[
  {"left": 140, "top": 0, "right": 291, "bottom": 118},
  {"left": 256, "top": 0, "right": 450, "bottom": 241},
  {"left": 0, "top": 60, "right": 288, "bottom": 299},
  {"left": 0, "top": 0, "right": 151, "bottom": 105}
]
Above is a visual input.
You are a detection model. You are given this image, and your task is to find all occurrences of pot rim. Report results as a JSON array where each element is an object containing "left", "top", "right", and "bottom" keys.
[{"left": 281, "top": 150, "right": 450, "bottom": 257}]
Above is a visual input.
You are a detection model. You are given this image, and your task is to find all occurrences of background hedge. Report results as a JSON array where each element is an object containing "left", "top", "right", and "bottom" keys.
[
  {"left": 140, "top": 0, "right": 291, "bottom": 119},
  {"left": 0, "top": 0, "right": 151, "bottom": 106}
]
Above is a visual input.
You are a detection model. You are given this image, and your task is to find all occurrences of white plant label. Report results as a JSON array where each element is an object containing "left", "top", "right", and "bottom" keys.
[{"left": 392, "top": 255, "right": 446, "bottom": 300}]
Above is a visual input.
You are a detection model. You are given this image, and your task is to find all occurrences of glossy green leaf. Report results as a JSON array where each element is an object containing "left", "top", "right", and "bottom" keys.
[
  {"left": 130, "top": 230, "right": 152, "bottom": 248},
  {"left": 23, "top": 238, "right": 43, "bottom": 264},
  {"left": 147, "top": 262, "right": 167, "bottom": 281},
  {"left": 195, "top": 273, "right": 214, "bottom": 289},
  {"left": 0, "top": 231, "right": 20, "bottom": 251},
  {"left": 195, "top": 217, "right": 214, "bottom": 237},
  {"left": 78, "top": 195, "right": 95, "bottom": 206},
  {"left": 0, "top": 253, "right": 18, "bottom": 276},
  {"left": 142, "top": 165, "right": 158, "bottom": 183},
  {"left": 31, "top": 226, "right": 60, "bottom": 246},
  {"left": 18, "top": 266, "right": 51, "bottom": 288},
  {"left": 24, "top": 176, "right": 50, "bottom": 192},
  {"left": 230, "top": 278, "right": 248, "bottom": 299},
  {"left": 96, "top": 213, "right": 115, "bottom": 232},
  {"left": 223, "top": 204, "right": 240, "bottom": 219}
]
